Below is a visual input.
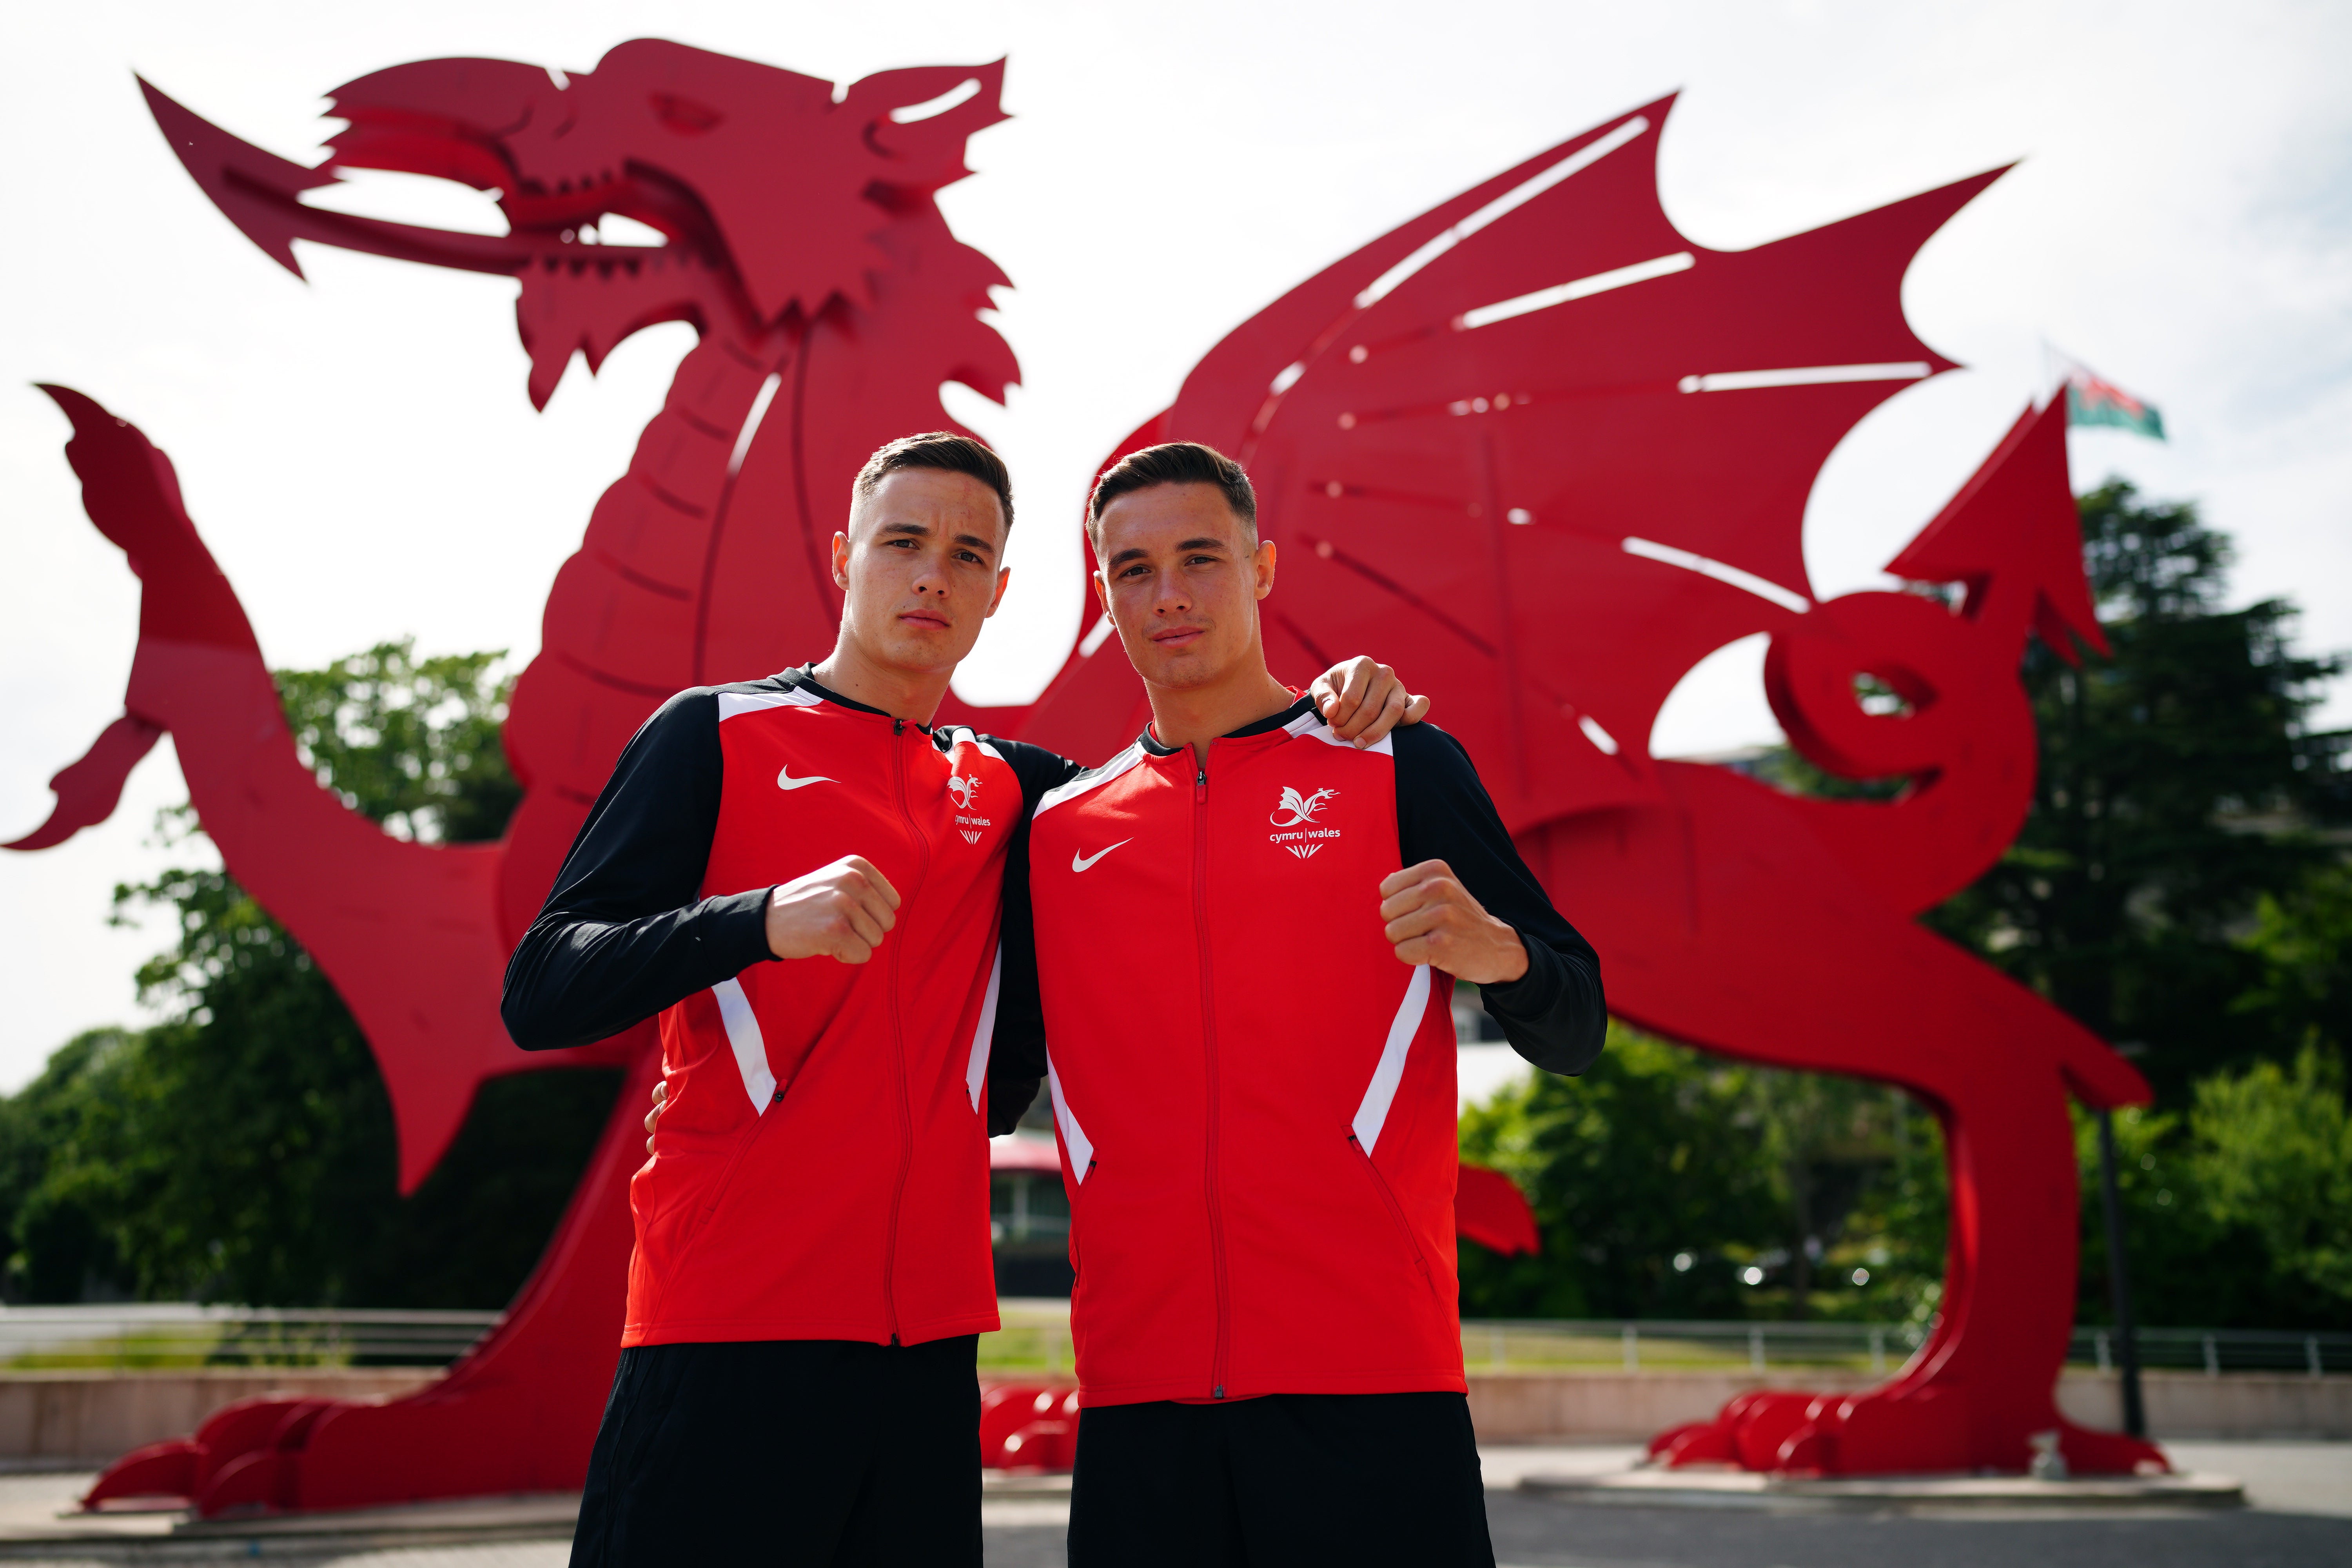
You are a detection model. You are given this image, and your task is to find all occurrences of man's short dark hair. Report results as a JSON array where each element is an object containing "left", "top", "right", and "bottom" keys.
[
  {"left": 1086, "top": 442, "right": 1257, "bottom": 552},
  {"left": 853, "top": 432, "right": 1014, "bottom": 535}
]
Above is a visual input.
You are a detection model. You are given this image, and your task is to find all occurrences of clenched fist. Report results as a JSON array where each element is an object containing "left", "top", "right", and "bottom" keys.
[
  {"left": 1378, "top": 859, "right": 1529, "bottom": 985},
  {"left": 766, "top": 855, "right": 902, "bottom": 965}
]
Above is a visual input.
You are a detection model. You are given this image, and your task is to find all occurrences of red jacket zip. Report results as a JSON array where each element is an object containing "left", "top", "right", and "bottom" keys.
[
  {"left": 881, "top": 716, "right": 930, "bottom": 1342},
  {"left": 1193, "top": 750, "right": 1232, "bottom": 1400}
]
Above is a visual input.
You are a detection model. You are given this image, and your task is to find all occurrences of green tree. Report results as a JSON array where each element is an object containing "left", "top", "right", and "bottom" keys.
[
  {"left": 2189, "top": 1047, "right": 2352, "bottom": 1308},
  {"left": 1458, "top": 1027, "right": 1950, "bottom": 1323},
  {"left": 1744, "top": 1072, "right": 1916, "bottom": 1320},
  {"left": 2075, "top": 1048, "right": 2351, "bottom": 1330},
  {"left": 2072, "top": 1102, "right": 2273, "bottom": 1330},
  {"left": 1464, "top": 1028, "right": 1784, "bottom": 1318},
  {"left": 0, "top": 1030, "right": 138, "bottom": 1302},
  {"left": 1826, "top": 1094, "right": 1950, "bottom": 1328},
  {"left": 2235, "top": 862, "right": 2352, "bottom": 1059},
  {"left": 4, "top": 641, "right": 617, "bottom": 1306},
  {"left": 276, "top": 642, "right": 525, "bottom": 846}
]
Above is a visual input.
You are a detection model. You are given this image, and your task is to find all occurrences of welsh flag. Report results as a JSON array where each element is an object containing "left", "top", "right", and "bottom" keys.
[{"left": 2062, "top": 359, "right": 2165, "bottom": 440}]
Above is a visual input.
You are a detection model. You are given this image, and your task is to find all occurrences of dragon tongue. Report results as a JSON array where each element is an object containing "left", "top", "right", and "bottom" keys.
[
  {"left": 140, "top": 77, "right": 341, "bottom": 277},
  {"left": 142, "top": 78, "right": 533, "bottom": 282}
]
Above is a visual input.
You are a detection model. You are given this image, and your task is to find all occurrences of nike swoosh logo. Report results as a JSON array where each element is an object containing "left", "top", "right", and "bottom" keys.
[
  {"left": 776, "top": 766, "right": 834, "bottom": 791},
  {"left": 1071, "top": 839, "right": 1132, "bottom": 873}
]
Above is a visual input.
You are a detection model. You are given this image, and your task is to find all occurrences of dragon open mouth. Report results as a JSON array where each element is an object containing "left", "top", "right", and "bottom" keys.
[
  {"left": 138, "top": 43, "right": 1009, "bottom": 407},
  {"left": 149, "top": 77, "right": 719, "bottom": 285}
]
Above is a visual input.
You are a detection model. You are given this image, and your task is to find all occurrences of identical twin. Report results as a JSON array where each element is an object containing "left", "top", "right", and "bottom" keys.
[{"left": 503, "top": 434, "right": 1606, "bottom": 1566}]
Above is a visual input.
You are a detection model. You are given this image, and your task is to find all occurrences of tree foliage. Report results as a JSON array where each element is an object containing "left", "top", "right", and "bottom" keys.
[
  {"left": 277, "top": 643, "right": 524, "bottom": 846},
  {"left": 2235, "top": 861, "right": 2352, "bottom": 1060},
  {"left": 2076, "top": 1048, "right": 2352, "bottom": 1328},
  {"left": 0, "top": 641, "right": 617, "bottom": 1306},
  {"left": 1458, "top": 1026, "right": 1949, "bottom": 1323}
]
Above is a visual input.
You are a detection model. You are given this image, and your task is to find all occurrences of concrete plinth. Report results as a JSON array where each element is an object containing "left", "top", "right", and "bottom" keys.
[
  {"left": 2058, "top": 1370, "right": 2352, "bottom": 1439},
  {"left": 0, "top": 1370, "right": 439, "bottom": 1466}
]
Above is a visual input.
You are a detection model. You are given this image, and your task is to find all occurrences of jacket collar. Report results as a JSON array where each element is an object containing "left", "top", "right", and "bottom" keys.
[
  {"left": 1136, "top": 691, "right": 1314, "bottom": 758},
  {"left": 777, "top": 665, "right": 935, "bottom": 733}
]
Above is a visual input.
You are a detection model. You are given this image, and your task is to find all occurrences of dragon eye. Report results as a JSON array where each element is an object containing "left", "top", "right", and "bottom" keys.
[{"left": 650, "top": 93, "right": 724, "bottom": 135}]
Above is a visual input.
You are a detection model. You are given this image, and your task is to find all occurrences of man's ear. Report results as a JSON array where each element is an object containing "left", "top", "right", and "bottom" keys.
[
  {"left": 831, "top": 531, "right": 852, "bottom": 592},
  {"left": 984, "top": 566, "right": 1012, "bottom": 619},
  {"left": 1254, "top": 539, "right": 1279, "bottom": 601},
  {"left": 1091, "top": 571, "right": 1112, "bottom": 619}
]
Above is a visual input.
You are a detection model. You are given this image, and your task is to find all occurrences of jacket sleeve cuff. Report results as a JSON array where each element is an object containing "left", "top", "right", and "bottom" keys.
[
  {"left": 1478, "top": 929, "right": 1564, "bottom": 1021},
  {"left": 701, "top": 887, "right": 778, "bottom": 973}
]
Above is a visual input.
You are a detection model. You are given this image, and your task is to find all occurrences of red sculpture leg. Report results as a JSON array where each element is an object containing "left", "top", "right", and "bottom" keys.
[
  {"left": 980, "top": 1386, "right": 1082, "bottom": 1472},
  {"left": 1523, "top": 768, "right": 2165, "bottom": 1475},
  {"left": 84, "top": 1044, "right": 655, "bottom": 1514},
  {"left": 289, "top": 1043, "right": 655, "bottom": 1508},
  {"left": 1, "top": 714, "right": 163, "bottom": 852}
]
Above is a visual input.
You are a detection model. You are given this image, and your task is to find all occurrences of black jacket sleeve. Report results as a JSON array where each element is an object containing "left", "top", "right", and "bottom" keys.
[
  {"left": 1392, "top": 723, "right": 1607, "bottom": 1075},
  {"left": 501, "top": 690, "right": 776, "bottom": 1051},
  {"left": 981, "top": 738, "right": 1085, "bottom": 1134}
]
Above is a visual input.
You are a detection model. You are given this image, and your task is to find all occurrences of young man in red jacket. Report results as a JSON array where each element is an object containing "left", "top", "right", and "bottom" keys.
[
  {"left": 1027, "top": 443, "right": 1606, "bottom": 1566},
  {"left": 501, "top": 432, "right": 1424, "bottom": 1566}
]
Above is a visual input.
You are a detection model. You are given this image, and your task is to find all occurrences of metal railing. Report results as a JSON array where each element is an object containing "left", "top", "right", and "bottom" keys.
[
  {"left": 0, "top": 1305, "right": 501, "bottom": 1369},
  {"left": 976, "top": 1312, "right": 2352, "bottom": 1379},
  {"left": 2077, "top": 1325, "right": 2352, "bottom": 1377},
  {"left": 1459, "top": 1319, "right": 1927, "bottom": 1375},
  {"left": 1451, "top": 1320, "right": 2352, "bottom": 1377},
  {"left": 2, "top": 1305, "right": 2337, "bottom": 1380}
]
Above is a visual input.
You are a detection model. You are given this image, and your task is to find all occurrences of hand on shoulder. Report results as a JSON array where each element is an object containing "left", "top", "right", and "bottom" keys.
[{"left": 1309, "top": 657, "right": 1430, "bottom": 749}]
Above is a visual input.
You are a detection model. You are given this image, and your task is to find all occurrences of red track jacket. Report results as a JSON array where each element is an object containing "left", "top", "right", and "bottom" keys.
[
  {"left": 504, "top": 670, "right": 1078, "bottom": 1348},
  {"left": 1026, "top": 699, "right": 1604, "bottom": 1405},
  {"left": 622, "top": 685, "right": 1019, "bottom": 1346}
]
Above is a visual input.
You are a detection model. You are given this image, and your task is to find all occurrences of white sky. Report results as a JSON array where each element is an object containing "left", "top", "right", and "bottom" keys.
[{"left": 2, "top": 0, "right": 2346, "bottom": 1090}]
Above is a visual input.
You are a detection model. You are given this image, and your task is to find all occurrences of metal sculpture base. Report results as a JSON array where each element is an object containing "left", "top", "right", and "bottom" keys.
[{"left": 1649, "top": 1388, "right": 2166, "bottom": 1477}]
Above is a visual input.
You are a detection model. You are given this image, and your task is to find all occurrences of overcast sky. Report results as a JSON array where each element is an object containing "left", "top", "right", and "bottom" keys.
[{"left": 3, "top": 0, "right": 2346, "bottom": 1089}]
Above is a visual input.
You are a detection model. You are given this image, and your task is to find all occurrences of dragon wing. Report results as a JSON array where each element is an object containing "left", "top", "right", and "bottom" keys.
[{"left": 1024, "top": 97, "right": 2002, "bottom": 835}]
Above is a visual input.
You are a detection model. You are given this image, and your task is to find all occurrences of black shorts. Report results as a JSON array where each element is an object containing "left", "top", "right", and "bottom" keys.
[
  {"left": 1065, "top": 1390, "right": 1494, "bottom": 1568},
  {"left": 569, "top": 1335, "right": 980, "bottom": 1568}
]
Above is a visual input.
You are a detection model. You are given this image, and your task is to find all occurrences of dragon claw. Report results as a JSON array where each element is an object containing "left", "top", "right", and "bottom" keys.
[{"left": 3, "top": 714, "right": 163, "bottom": 853}]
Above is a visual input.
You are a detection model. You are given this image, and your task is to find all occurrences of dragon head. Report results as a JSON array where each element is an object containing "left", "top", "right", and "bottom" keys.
[{"left": 142, "top": 40, "right": 1009, "bottom": 406}]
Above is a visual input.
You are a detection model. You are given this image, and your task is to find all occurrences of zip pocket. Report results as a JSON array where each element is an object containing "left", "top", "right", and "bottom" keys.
[
  {"left": 695, "top": 1093, "right": 782, "bottom": 1220},
  {"left": 662, "top": 1097, "right": 779, "bottom": 1272},
  {"left": 1348, "top": 1134, "right": 1438, "bottom": 1300},
  {"left": 632, "top": 1100, "right": 777, "bottom": 1332}
]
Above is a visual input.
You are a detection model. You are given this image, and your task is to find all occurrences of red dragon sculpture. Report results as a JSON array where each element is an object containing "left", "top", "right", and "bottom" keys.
[{"left": 10, "top": 42, "right": 2160, "bottom": 1512}]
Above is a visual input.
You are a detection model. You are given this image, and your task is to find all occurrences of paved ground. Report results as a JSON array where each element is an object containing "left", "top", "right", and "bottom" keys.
[
  {"left": 0, "top": 1443, "right": 2339, "bottom": 1565},
  {"left": 983, "top": 1446, "right": 2352, "bottom": 1568}
]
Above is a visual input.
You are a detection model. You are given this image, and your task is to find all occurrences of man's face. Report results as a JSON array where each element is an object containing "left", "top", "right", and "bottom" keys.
[
  {"left": 832, "top": 468, "right": 1011, "bottom": 675},
  {"left": 1093, "top": 482, "right": 1276, "bottom": 692}
]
